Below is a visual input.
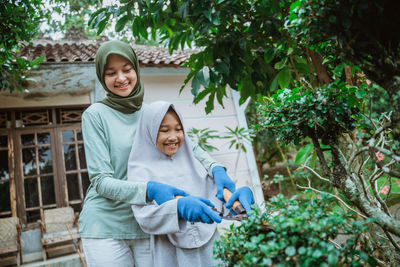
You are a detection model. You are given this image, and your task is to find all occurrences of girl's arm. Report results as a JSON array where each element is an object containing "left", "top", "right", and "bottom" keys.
[{"left": 132, "top": 200, "right": 186, "bottom": 235}]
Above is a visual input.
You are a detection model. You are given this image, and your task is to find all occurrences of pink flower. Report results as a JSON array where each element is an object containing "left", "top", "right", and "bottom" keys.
[
  {"left": 379, "top": 185, "right": 389, "bottom": 195},
  {"left": 396, "top": 180, "right": 400, "bottom": 188},
  {"left": 375, "top": 152, "right": 384, "bottom": 162}
]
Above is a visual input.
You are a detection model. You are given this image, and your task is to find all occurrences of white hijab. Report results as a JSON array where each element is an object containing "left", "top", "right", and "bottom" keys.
[{"left": 127, "top": 101, "right": 220, "bottom": 248}]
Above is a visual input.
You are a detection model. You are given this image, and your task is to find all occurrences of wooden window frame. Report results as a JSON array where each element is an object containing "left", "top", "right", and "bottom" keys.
[{"left": 0, "top": 106, "right": 88, "bottom": 229}]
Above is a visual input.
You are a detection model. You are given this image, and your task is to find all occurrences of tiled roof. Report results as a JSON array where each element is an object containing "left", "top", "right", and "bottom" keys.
[{"left": 17, "top": 40, "right": 197, "bottom": 67}]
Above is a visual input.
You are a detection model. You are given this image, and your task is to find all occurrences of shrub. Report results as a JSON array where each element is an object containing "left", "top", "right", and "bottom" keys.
[{"left": 214, "top": 193, "right": 376, "bottom": 267}]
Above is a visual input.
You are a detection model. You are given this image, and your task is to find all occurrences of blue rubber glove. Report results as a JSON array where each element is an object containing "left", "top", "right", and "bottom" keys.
[
  {"left": 226, "top": 187, "right": 254, "bottom": 216},
  {"left": 147, "top": 181, "right": 188, "bottom": 205},
  {"left": 212, "top": 166, "right": 236, "bottom": 201},
  {"left": 177, "top": 196, "right": 222, "bottom": 224}
]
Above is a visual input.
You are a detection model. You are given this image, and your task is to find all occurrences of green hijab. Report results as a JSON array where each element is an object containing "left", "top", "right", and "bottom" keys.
[{"left": 96, "top": 40, "right": 144, "bottom": 114}]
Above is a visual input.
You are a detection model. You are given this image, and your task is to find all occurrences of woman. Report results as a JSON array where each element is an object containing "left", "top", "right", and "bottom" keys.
[
  {"left": 79, "top": 40, "right": 235, "bottom": 266},
  {"left": 127, "top": 101, "right": 254, "bottom": 266}
]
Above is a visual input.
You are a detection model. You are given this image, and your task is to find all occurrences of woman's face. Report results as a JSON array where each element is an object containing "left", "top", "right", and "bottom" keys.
[
  {"left": 156, "top": 111, "right": 184, "bottom": 156},
  {"left": 104, "top": 54, "right": 137, "bottom": 97}
]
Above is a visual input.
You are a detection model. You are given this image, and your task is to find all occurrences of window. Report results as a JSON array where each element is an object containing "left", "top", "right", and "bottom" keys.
[
  {"left": 0, "top": 133, "right": 12, "bottom": 219},
  {"left": 0, "top": 107, "right": 89, "bottom": 227}
]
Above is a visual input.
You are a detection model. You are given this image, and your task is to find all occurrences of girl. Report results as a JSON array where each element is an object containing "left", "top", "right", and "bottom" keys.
[
  {"left": 127, "top": 101, "right": 254, "bottom": 266},
  {"left": 79, "top": 40, "right": 234, "bottom": 267}
]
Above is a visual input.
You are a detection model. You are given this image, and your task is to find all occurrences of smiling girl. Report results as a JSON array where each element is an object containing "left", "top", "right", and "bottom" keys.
[{"left": 127, "top": 101, "right": 254, "bottom": 266}]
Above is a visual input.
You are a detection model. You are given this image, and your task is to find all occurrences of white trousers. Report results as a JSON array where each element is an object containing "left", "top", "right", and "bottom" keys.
[{"left": 82, "top": 238, "right": 153, "bottom": 267}]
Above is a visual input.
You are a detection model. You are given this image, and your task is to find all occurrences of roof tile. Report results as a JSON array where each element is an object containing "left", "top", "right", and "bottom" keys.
[{"left": 18, "top": 40, "right": 197, "bottom": 67}]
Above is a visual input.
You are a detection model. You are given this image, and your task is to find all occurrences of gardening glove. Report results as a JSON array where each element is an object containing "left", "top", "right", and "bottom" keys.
[
  {"left": 212, "top": 166, "right": 236, "bottom": 201},
  {"left": 226, "top": 186, "right": 254, "bottom": 216},
  {"left": 177, "top": 196, "right": 222, "bottom": 224},
  {"left": 147, "top": 181, "right": 188, "bottom": 205}
]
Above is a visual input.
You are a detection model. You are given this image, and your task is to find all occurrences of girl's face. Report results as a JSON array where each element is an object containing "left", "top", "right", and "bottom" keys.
[
  {"left": 156, "top": 111, "right": 184, "bottom": 156},
  {"left": 104, "top": 54, "right": 138, "bottom": 97}
]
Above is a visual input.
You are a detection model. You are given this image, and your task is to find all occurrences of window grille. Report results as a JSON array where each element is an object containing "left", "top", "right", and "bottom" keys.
[{"left": 0, "top": 106, "right": 89, "bottom": 226}]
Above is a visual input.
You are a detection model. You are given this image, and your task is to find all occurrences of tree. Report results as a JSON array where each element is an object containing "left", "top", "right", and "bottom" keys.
[
  {"left": 91, "top": 0, "right": 400, "bottom": 263},
  {"left": 41, "top": 0, "right": 100, "bottom": 40},
  {"left": 0, "top": 0, "right": 45, "bottom": 92}
]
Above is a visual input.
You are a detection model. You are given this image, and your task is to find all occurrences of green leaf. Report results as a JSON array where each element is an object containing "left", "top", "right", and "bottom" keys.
[
  {"left": 97, "top": 19, "right": 108, "bottom": 35},
  {"left": 88, "top": 8, "right": 106, "bottom": 27},
  {"left": 334, "top": 63, "right": 345, "bottom": 77},
  {"left": 355, "top": 90, "right": 366, "bottom": 98},
  {"left": 205, "top": 91, "right": 215, "bottom": 114},
  {"left": 194, "top": 87, "right": 212, "bottom": 104},
  {"left": 295, "top": 144, "right": 313, "bottom": 164},
  {"left": 212, "top": 13, "right": 221, "bottom": 26},
  {"left": 191, "top": 74, "right": 201, "bottom": 96},
  {"left": 328, "top": 253, "right": 338, "bottom": 267},
  {"left": 132, "top": 18, "right": 140, "bottom": 36},
  {"left": 274, "top": 57, "right": 287, "bottom": 70},
  {"left": 298, "top": 247, "right": 306, "bottom": 255},
  {"left": 290, "top": 1, "right": 301, "bottom": 11},
  {"left": 264, "top": 48, "right": 275, "bottom": 63},
  {"left": 139, "top": 24, "right": 148, "bottom": 39},
  {"left": 310, "top": 150, "right": 317, "bottom": 169},
  {"left": 285, "top": 246, "right": 296, "bottom": 256},
  {"left": 294, "top": 62, "right": 310, "bottom": 75},
  {"left": 115, "top": 15, "right": 129, "bottom": 32},
  {"left": 278, "top": 67, "right": 290, "bottom": 89},
  {"left": 215, "top": 61, "right": 229, "bottom": 74},
  {"left": 179, "top": 2, "right": 189, "bottom": 18},
  {"left": 322, "top": 55, "right": 334, "bottom": 64},
  {"left": 270, "top": 74, "right": 279, "bottom": 91},
  {"left": 31, "top": 56, "right": 44, "bottom": 66},
  {"left": 203, "top": 9, "right": 212, "bottom": 22},
  {"left": 198, "top": 66, "right": 210, "bottom": 87}
]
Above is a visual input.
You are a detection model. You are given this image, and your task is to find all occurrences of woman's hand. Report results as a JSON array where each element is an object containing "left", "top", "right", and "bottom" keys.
[
  {"left": 177, "top": 196, "right": 222, "bottom": 224},
  {"left": 147, "top": 181, "right": 188, "bottom": 205}
]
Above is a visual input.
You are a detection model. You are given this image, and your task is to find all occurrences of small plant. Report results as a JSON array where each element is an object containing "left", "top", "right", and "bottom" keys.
[
  {"left": 214, "top": 193, "right": 377, "bottom": 267},
  {"left": 188, "top": 126, "right": 254, "bottom": 181},
  {"left": 270, "top": 173, "right": 284, "bottom": 184},
  {"left": 187, "top": 127, "right": 221, "bottom": 152}
]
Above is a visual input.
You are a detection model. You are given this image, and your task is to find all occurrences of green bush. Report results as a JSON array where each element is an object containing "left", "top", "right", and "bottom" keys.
[
  {"left": 259, "top": 83, "right": 361, "bottom": 145},
  {"left": 214, "top": 193, "right": 376, "bottom": 267}
]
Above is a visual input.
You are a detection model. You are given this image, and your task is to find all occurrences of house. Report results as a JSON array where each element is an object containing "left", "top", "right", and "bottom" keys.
[{"left": 0, "top": 39, "right": 263, "bottom": 265}]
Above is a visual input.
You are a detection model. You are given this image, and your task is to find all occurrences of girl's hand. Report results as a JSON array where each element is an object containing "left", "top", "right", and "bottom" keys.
[
  {"left": 147, "top": 181, "right": 188, "bottom": 205},
  {"left": 177, "top": 196, "right": 222, "bottom": 224}
]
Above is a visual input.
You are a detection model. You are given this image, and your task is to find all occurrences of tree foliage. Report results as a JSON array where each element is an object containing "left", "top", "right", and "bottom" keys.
[
  {"left": 42, "top": 0, "right": 100, "bottom": 40},
  {"left": 0, "top": 0, "right": 44, "bottom": 92}
]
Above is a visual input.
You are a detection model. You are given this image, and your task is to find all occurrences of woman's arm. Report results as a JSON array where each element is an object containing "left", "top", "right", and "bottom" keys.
[
  {"left": 82, "top": 111, "right": 148, "bottom": 204},
  {"left": 190, "top": 139, "right": 236, "bottom": 200},
  {"left": 190, "top": 140, "right": 222, "bottom": 176}
]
